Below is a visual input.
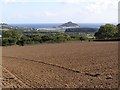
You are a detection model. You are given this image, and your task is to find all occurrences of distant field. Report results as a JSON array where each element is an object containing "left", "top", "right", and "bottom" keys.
[
  {"left": 2, "top": 41, "right": 118, "bottom": 88},
  {"left": 0, "top": 28, "right": 10, "bottom": 31}
]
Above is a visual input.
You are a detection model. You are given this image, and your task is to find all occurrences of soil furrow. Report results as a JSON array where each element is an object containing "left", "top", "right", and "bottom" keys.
[
  {"left": 3, "top": 56, "right": 82, "bottom": 74},
  {"left": 2, "top": 65, "right": 29, "bottom": 88},
  {"left": 2, "top": 42, "right": 118, "bottom": 88}
]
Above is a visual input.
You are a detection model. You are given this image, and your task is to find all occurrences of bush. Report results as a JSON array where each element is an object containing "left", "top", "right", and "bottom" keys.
[
  {"left": 2, "top": 30, "right": 21, "bottom": 45},
  {"left": 79, "top": 34, "right": 88, "bottom": 41},
  {"left": 8, "top": 38, "right": 16, "bottom": 45},
  {"left": 3, "top": 30, "right": 21, "bottom": 39},
  {"left": 2, "top": 38, "right": 16, "bottom": 46},
  {"left": 2, "top": 38, "right": 9, "bottom": 46},
  {"left": 41, "top": 35, "right": 52, "bottom": 42}
]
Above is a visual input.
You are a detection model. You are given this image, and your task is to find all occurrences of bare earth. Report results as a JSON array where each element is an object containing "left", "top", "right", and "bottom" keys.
[{"left": 2, "top": 41, "right": 119, "bottom": 88}]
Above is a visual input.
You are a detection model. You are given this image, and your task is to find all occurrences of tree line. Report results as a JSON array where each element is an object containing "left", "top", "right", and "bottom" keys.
[
  {"left": 2, "top": 24, "right": 120, "bottom": 46},
  {"left": 65, "top": 28, "right": 98, "bottom": 33},
  {"left": 2, "top": 31, "right": 88, "bottom": 46}
]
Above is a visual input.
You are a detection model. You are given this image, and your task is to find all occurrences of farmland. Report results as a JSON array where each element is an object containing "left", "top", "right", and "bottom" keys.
[{"left": 2, "top": 41, "right": 119, "bottom": 88}]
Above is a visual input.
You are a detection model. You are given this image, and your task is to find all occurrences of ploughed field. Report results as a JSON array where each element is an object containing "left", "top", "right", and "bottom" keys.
[{"left": 2, "top": 41, "right": 118, "bottom": 88}]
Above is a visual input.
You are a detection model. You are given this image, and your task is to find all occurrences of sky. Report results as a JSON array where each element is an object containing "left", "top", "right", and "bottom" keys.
[{"left": 0, "top": 0, "right": 119, "bottom": 24}]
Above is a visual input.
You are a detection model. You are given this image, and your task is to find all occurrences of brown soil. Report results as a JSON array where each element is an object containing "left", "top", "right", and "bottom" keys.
[
  {"left": 2, "top": 41, "right": 119, "bottom": 88},
  {"left": 2, "top": 67, "right": 28, "bottom": 88}
]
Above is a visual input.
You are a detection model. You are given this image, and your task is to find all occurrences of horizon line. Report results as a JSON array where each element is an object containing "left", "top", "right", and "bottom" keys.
[{"left": 5, "top": 22, "right": 118, "bottom": 24}]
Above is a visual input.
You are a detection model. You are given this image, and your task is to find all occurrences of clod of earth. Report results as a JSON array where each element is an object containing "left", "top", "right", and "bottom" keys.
[
  {"left": 5, "top": 77, "right": 14, "bottom": 79},
  {"left": 85, "top": 72, "right": 100, "bottom": 77},
  {"left": 106, "top": 75, "right": 113, "bottom": 79}
]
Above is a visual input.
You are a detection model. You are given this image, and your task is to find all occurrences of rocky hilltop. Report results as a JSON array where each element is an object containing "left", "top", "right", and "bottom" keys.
[{"left": 59, "top": 21, "right": 80, "bottom": 28}]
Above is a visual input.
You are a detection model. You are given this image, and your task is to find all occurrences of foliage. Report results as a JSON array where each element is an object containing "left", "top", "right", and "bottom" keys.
[
  {"left": 116, "top": 24, "right": 120, "bottom": 38},
  {"left": 2, "top": 24, "right": 120, "bottom": 46},
  {"left": 17, "top": 35, "right": 32, "bottom": 46},
  {"left": 3, "top": 30, "right": 21, "bottom": 39},
  {"left": 79, "top": 34, "right": 88, "bottom": 41},
  {"left": 94, "top": 24, "right": 118, "bottom": 39},
  {"left": 2, "top": 30, "right": 21, "bottom": 46},
  {"left": 41, "top": 35, "right": 52, "bottom": 42},
  {"left": 2, "top": 30, "right": 91, "bottom": 46},
  {"left": 2, "top": 38, "right": 16, "bottom": 46},
  {"left": 2, "top": 38, "right": 9, "bottom": 46},
  {"left": 65, "top": 28, "right": 98, "bottom": 33}
]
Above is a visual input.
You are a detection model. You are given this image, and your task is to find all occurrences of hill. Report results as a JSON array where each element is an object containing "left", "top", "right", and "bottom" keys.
[{"left": 59, "top": 21, "right": 80, "bottom": 28}]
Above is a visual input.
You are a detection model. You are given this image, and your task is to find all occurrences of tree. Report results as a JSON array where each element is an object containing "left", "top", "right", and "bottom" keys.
[
  {"left": 2, "top": 38, "right": 9, "bottom": 46},
  {"left": 3, "top": 30, "right": 21, "bottom": 39},
  {"left": 17, "top": 35, "right": 31, "bottom": 46},
  {"left": 79, "top": 34, "right": 88, "bottom": 41},
  {"left": 55, "top": 34, "right": 70, "bottom": 42},
  {"left": 115, "top": 24, "right": 120, "bottom": 38},
  {"left": 8, "top": 38, "right": 16, "bottom": 45},
  {"left": 117, "top": 24, "right": 120, "bottom": 31},
  {"left": 3, "top": 30, "right": 21, "bottom": 45},
  {"left": 41, "top": 35, "right": 52, "bottom": 42},
  {"left": 94, "top": 24, "right": 117, "bottom": 39}
]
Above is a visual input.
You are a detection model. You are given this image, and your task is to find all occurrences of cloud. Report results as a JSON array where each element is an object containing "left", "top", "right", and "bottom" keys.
[
  {"left": 1, "top": 0, "right": 119, "bottom": 23},
  {"left": 57, "top": 0, "right": 85, "bottom": 4},
  {"left": 1, "top": 0, "right": 16, "bottom": 3},
  {"left": 86, "top": 0, "right": 118, "bottom": 14},
  {"left": 58, "top": 0, "right": 119, "bottom": 13}
]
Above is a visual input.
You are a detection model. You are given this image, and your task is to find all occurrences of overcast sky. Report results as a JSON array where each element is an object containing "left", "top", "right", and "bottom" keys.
[{"left": 0, "top": 0, "right": 119, "bottom": 24}]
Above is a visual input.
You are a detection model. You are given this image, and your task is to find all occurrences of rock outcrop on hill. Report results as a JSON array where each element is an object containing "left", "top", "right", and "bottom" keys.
[{"left": 59, "top": 21, "right": 80, "bottom": 28}]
